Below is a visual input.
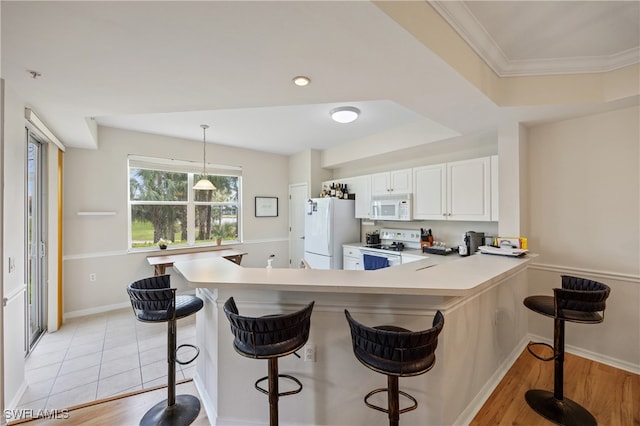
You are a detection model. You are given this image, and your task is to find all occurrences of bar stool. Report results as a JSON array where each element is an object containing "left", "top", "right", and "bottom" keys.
[
  {"left": 223, "top": 297, "right": 314, "bottom": 426},
  {"left": 524, "top": 275, "right": 610, "bottom": 426},
  {"left": 344, "top": 309, "right": 444, "bottom": 426},
  {"left": 127, "top": 275, "right": 203, "bottom": 426}
]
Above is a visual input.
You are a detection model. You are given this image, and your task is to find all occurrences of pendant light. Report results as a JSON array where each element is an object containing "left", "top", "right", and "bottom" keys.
[{"left": 193, "top": 124, "right": 216, "bottom": 191}]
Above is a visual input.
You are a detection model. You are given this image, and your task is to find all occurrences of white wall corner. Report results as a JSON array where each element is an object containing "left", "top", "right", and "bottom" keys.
[{"left": 497, "top": 122, "right": 526, "bottom": 237}]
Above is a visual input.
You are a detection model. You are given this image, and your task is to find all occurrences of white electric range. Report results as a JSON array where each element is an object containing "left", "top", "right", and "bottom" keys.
[{"left": 348, "top": 228, "right": 426, "bottom": 268}]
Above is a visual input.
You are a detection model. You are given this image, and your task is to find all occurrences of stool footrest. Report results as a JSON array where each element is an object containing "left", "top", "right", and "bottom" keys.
[
  {"left": 255, "top": 374, "right": 303, "bottom": 397},
  {"left": 364, "top": 388, "right": 418, "bottom": 415},
  {"left": 176, "top": 344, "right": 200, "bottom": 365},
  {"left": 526, "top": 341, "right": 555, "bottom": 361}
]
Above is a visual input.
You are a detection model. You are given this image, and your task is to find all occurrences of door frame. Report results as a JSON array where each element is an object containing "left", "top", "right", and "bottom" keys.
[{"left": 288, "top": 183, "right": 308, "bottom": 268}]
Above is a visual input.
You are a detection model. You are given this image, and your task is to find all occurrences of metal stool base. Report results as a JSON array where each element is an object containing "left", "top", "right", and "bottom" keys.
[
  {"left": 525, "top": 389, "right": 596, "bottom": 426},
  {"left": 139, "top": 394, "right": 201, "bottom": 426}
]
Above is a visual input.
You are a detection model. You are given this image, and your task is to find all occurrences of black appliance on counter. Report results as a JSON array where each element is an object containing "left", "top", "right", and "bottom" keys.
[
  {"left": 366, "top": 232, "right": 380, "bottom": 246},
  {"left": 462, "top": 231, "right": 485, "bottom": 256}
]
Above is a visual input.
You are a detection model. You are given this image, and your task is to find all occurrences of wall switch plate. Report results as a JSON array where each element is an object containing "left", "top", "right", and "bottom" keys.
[{"left": 89, "top": 273, "right": 97, "bottom": 282}]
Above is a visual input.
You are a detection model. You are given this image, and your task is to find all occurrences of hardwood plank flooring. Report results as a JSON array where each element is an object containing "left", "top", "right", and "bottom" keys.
[
  {"left": 471, "top": 346, "right": 640, "bottom": 425},
  {"left": 10, "top": 348, "right": 639, "bottom": 425},
  {"left": 9, "top": 380, "right": 209, "bottom": 425}
]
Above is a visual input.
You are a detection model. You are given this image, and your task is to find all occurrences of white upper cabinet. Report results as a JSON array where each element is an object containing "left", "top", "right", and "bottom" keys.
[
  {"left": 413, "top": 157, "right": 492, "bottom": 222},
  {"left": 491, "top": 155, "right": 499, "bottom": 222},
  {"left": 447, "top": 157, "right": 491, "bottom": 221},
  {"left": 413, "top": 164, "right": 447, "bottom": 220},
  {"left": 371, "top": 169, "right": 412, "bottom": 196},
  {"left": 342, "top": 176, "right": 371, "bottom": 219}
]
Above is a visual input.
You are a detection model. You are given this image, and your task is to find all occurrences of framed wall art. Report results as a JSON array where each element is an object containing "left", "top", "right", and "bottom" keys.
[{"left": 255, "top": 196, "right": 278, "bottom": 217}]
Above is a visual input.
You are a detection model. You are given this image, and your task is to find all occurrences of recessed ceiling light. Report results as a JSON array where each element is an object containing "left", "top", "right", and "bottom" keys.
[
  {"left": 292, "top": 76, "right": 311, "bottom": 87},
  {"left": 330, "top": 106, "right": 360, "bottom": 124}
]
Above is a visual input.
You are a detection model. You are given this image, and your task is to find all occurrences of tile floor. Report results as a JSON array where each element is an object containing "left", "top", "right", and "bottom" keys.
[{"left": 15, "top": 307, "right": 197, "bottom": 416}]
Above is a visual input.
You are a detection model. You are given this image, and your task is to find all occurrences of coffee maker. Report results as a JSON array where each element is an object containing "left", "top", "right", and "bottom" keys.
[{"left": 460, "top": 231, "right": 485, "bottom": 256}]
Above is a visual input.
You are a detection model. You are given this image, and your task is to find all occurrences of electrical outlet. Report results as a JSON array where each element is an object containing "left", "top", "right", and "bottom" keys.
[
  {"left": 89, "top": 273, "right": 97, "bottom": 282},
  {"left": 303, "top": 344, "right": 315, "bottom": 362}
]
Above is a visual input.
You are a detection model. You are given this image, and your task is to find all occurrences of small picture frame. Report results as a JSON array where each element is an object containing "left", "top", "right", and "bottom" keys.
[{"left": 255, "top": 197, "right": 278, "bottom": 217}]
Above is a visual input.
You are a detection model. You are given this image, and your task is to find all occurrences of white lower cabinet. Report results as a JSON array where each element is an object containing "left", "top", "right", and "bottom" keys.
[
  {"left": 343, "top": 246, "right": 363, "bottom": 270},
  {"left": 413, "top": 157, "right": 492, "bottom": 222}
]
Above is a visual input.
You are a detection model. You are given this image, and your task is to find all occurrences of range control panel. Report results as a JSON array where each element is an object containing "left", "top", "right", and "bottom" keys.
[{"left": 380, "top": 229, "right": 421, "bottom": 243}]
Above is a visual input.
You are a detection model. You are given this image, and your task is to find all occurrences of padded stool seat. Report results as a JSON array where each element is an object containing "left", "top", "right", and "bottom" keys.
[
  {"left": 127, "top": 275, "right": 203, "bottom": 426},
  {"left": 523, "top": 275, "right": 610, "bottom": 426},
  {"left": 345, "top": 310, "right": 444, "bottom": 426},
  {"left": 224, "top": 297, "right": 314, "bottom": 426}
]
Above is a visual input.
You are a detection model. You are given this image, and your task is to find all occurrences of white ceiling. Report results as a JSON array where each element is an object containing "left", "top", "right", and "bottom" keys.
[{"left": 2, "top": 1, "right": 638, "bottom": 156}]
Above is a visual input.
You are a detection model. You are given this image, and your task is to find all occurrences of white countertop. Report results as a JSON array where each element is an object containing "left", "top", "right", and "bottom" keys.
[{"left": 174, "top": 252, "right": 533, "bottom": 297}]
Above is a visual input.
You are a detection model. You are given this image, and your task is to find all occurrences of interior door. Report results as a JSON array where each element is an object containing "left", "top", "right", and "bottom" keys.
[
  {"left": 288, "top": 183, "right": 308, "bottom": 268},
  {"left": 27, "top": 133, "right": 47, "bottom": 351}
]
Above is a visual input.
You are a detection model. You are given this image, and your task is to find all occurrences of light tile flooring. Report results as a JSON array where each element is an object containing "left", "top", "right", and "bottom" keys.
[{"left": 15, "top": 307, "right": 197, "bottom": 416}]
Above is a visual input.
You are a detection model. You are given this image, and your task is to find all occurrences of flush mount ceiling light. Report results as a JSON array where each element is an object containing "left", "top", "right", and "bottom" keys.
[
  {"left": 193, "top": 124, "right": 216, "bottom": 191},
  {"left": 292, "top": 76, "right": 311, "bottom": 87},
  {"left": 330, "top": 106, "right": 360, "bottom": 124}
]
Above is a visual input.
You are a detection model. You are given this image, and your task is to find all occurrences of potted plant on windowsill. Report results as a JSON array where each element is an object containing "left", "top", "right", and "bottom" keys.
[
  {"left": 158, "top": 238, "right": 170, "bottom": 250},
  {"left": 212, "top": 226, "right": 223, "bottom": 246}
]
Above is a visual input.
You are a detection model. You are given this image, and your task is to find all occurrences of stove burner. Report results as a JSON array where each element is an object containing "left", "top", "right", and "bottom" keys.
[{"left": 379, "top": 242, "right": 405, "bottom": 251}]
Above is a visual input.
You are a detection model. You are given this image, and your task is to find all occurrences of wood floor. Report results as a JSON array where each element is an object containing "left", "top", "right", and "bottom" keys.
[
  {"left": 9, "top": 380, "right": 209, "bottom": 425},
  {"left": 471, "top": 346, "right": 640, "bottom": 425},
  {"left": 11, "top": 349, "right": 639, "bottom": 425}
]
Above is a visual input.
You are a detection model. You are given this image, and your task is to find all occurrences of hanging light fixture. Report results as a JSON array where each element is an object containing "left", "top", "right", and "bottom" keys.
[{"left": 193, "top": 124, "right": 216, "bottom": 191}]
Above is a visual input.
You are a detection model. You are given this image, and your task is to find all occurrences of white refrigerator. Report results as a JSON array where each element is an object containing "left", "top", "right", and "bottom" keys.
[{"left": 304, "top": 198, "right": 360, "bottom": 270}]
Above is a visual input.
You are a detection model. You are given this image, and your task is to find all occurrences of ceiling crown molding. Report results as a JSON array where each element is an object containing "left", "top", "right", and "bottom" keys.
[{"left": 429, "top": 1, "right": 640, "bottom": 77}]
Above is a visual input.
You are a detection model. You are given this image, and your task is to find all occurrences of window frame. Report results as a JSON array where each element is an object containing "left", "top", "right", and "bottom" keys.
[{"left": 127, "top": 155, "right": 242, "bottom": 251}]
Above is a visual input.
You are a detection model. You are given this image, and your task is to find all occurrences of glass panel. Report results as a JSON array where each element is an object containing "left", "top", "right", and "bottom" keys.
[
  {"left": 194, "top": 175, "right": 238, "bottom": 202},
  {"left": 129, "top": 169, "right": 188, "bottom": 201},
  {"left": 195, "top": 205, "right": 238, "bottom": 243},
  {"left": 131, "top": 205, "right": 187, "bottom": 248}
]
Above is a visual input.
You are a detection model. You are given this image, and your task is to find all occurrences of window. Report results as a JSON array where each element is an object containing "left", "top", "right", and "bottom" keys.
[{"left": 128, "top": 156, "right": 242, "bottom": 249}]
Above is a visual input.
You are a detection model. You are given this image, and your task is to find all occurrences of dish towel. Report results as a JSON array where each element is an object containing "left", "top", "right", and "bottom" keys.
[{"left": 363, "top": 254, "right": 389, "bottom": 270}]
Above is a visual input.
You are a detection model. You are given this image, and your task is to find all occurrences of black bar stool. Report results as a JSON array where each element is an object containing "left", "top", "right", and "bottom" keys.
[
  {"left": 223, "top": 297, "right": 314, "bottom": 426},
  {"left": 127, "top": 275, "right": 203, "bottom": 426},
  {"left": 524, "top": 275, "right": 610, "bottom": 426},
  {"left": 344, "top": 309, "right": 444, "bottom": 426}
]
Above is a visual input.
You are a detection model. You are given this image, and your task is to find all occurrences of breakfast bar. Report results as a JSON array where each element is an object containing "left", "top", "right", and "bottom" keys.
[{"left": 174, "top": 253, "right": 533, "bottom": 425}]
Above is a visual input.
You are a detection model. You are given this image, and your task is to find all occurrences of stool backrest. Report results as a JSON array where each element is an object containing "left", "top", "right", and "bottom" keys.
[
  {"left": 555, "top": 275, "right": 610, "bottom": 314},
  {"left": 223, "top": 297, "right": 315, "bottom": 358},
  {"left": 345, "top": 310, "right": 444, "bottom": 374},
  {"left": 127, "top": 275, "right": 176, "bottom": 321}
]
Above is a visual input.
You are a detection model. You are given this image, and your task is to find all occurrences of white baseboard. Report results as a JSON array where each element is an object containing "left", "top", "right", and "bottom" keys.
[
  {"left": 527, "top": 333, "right": 640, "bottom": 374},
  {"left": 63, "top": 301, "right": 130, "bottom": 319},
  {"left": 5, "top": 380, "right": 28, "bottom": 412},
  {"left": 193, "top": 373, "right": 218, "bottom": 425},
  {"left": 453, "top": 336, "right": 530, "bottom": 425}
]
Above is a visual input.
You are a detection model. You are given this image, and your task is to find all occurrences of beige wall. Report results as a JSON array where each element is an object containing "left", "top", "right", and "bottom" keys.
[
  {"left": 527, "top": 105, "right": 640, "bottom": 369},
  {"left": 527, "top": 106, "right": 639, "bottom": 273},
  {"left": 62, "top": 126, "right": 290, "bottom": 316}
]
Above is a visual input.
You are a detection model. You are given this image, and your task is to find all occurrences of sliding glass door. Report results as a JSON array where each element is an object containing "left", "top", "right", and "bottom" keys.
[{"left": 27, "top": 132, "right": 47, "bottom": 351}]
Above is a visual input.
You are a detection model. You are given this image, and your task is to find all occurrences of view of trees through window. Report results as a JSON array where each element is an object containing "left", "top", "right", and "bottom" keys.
[{"left": 129, "top": 166, "right": 240, "bottom": 249}]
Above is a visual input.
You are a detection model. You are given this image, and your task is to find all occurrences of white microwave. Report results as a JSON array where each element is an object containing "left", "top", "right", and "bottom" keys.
[{"left": 370, "top": 194, "right": 412, "bottom": 221}]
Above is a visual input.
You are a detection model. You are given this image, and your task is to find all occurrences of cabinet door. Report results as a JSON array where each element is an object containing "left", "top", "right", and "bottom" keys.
[
  {"left": 345, "top": 176, "right": 372, "bottom": 219},
  {"left": 371, "top": 172, "right": 391, "bottom": 196},
  {"left": 491, "top": 155, "right": 499, "bottom": 222},
  {"left": 413, "top": 164, "right": 447, "bottom": 220},
  {"left": 390, "top": 169, "right": 412, "bottom": 194},
  {"left": 447, "top": 157, "right": 491, "bottom": 221}
]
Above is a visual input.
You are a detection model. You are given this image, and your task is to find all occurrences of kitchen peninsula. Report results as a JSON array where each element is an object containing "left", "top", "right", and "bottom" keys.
[{"left": 174, "top": 253, "right": 533, "bottom": 425}]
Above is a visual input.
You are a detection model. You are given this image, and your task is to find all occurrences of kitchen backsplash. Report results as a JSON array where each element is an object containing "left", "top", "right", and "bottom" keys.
[{"left": 360, "top": 220, "right": 498, "bottom": 247}]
